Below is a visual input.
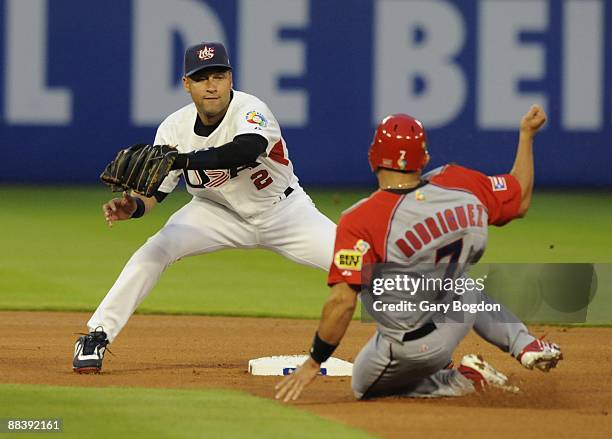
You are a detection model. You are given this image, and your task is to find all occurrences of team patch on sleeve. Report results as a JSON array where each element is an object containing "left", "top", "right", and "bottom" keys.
[
  {"left": 245, "top": 111, "right": 268, "bottom": 127},
  {"left": 488, "top": 176, "right": 507, "bottom": 191},
  {"left": 334, "top": 250, "right": 363, "bottom": 271}
]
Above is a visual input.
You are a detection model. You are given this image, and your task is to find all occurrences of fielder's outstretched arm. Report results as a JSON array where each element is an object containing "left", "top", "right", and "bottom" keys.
[
  {"left": 510, "top": 104, "right": 547, "bottom": 217},
  {"left": 275, "top": 283, "right": 358, "bottom": 402},
  {"left": 171, "top": 134, "right": 267, "bottom": 170}
]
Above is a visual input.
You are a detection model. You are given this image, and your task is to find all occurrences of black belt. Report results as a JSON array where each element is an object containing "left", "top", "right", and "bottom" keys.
[
  {"left": 402, "top": 322, "right": 436, "bottom": 342},
  {"left": 283, "top": 187, "right": 294, "bottom": 197}
]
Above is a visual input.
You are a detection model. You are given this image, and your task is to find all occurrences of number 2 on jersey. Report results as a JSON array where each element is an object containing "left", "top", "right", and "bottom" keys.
[{"left": 250, "top": 169, "right": 273, "bottom": 190}]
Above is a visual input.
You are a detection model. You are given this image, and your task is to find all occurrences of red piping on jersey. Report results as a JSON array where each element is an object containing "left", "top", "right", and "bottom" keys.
[
  {"left": 428, "top": 181, "right": 489, "bottom": 215},
  {"left": 383, "top": 193, "right": 406, "bottom": 262}
]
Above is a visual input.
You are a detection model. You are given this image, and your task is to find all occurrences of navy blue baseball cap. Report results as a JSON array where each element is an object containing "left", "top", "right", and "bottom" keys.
[{"left": 184, "top": 42, "right": 232, "bottom": 77}]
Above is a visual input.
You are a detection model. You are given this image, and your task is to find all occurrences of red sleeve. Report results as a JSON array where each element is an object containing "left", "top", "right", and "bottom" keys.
[
  {"left": 430, "top": 165, "right": 522, "bottom": 226},
  {"left": 327, "top": 215, "right": 380, "bottom": 287}
]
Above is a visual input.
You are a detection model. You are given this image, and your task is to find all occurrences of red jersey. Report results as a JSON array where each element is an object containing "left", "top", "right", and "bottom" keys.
[{"left": 328, "top": 165, "right": 521, "bottom": 287}]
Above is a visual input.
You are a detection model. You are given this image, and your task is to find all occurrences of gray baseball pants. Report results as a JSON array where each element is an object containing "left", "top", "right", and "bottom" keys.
[{"left": 351, "top": 292, "right": 534, "bottom": 399}]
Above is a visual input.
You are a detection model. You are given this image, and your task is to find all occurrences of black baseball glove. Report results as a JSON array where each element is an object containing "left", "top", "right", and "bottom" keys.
[{"left": 100, "top": 143, "right": 178, "bottom": 197}]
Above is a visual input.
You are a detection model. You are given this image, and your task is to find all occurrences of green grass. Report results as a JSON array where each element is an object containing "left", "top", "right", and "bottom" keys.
[
  {"left": 0, "top": 187, "right": 610, "bottom": 438},
  {"left": 484, "top": 191, "right": 612, "bottom": 262},
  {"left": 0, "top": 186, "right": 610, "bottom": 319},
  {"left": 0, "top": 384, "right": 373, "bottom": 438}
]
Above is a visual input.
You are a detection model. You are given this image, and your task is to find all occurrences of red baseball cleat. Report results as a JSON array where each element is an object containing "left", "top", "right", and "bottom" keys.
[
  {"left": 458, "top": 354, "right": 519, "bottom": 393},
  {"left": 517, "top": 337, "right": 562, "bottom": 372}
]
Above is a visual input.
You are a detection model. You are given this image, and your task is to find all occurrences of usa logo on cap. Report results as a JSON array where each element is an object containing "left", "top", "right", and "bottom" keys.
[{"left": 198, "top": 46, "right": 215, "bottom": 60}]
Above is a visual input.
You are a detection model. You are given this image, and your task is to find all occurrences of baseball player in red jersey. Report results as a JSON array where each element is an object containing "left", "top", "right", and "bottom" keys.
[{"left": 276, "top": 105, "right": 562, "bottom": 401}]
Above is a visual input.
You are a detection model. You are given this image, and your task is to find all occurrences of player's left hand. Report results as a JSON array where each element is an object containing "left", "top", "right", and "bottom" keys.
[
  {"left": 100, "top": 143, "right": 178, "bottom": 197},
  {"left": 274, "top": 357, "right": 320, "bottom": 402}
]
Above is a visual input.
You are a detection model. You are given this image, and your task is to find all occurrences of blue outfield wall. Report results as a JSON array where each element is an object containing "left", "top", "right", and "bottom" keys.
[{"left": 0, "top": 0, "right": 610, "bottom": 187}]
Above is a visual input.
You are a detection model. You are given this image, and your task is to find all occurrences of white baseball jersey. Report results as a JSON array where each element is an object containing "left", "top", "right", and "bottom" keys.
[
  {"left": 155, "top": 90, "right": 299, "bottom": 218},
  {"left": 87, "top": 91, "right": 337, "bottom": 346}
]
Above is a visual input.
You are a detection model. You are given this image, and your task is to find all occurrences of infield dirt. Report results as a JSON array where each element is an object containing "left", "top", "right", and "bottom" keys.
[{"left": 1, "top": 311, "right": 610, "bottom": 438}]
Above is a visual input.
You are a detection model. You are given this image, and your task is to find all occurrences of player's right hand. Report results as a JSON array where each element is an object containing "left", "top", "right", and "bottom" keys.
[
  {"left": 274, "top": 357, "right": 321, "bottom": 402},
  {"left": 520, "top": 104, "right": 547, "bottom": 136},
  {"left": 103, "top": 191, "right": 137, "bottom": 227}
]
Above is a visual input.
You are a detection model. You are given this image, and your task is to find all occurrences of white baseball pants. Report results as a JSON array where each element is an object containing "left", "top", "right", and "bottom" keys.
[{"left": 88, "top": 188, "right": 336, "bottom": 341}]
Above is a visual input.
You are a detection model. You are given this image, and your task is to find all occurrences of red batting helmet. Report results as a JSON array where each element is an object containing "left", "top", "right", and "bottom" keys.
[{"left": 368, "top": 114, "right": 429, "bottom": 172}]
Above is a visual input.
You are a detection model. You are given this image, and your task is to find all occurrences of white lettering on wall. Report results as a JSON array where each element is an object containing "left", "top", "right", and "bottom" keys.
[
  {"left": 4, "top": 0, "right": 72, "bottom": 125},
  {"left": 478, "top": 0, "right": 548, "bottom": 129},
  {"left": 374, "top": 0, "right": 466, "bottom": 127},
  {"left": 238, "top": 0, "right": 309, "bottom": 127},
  {"left": 562, "top": 0, "right": 603, "bottom": 130},
  {"left": 131, "top": 0, "right": 226, "bottom": 126}
]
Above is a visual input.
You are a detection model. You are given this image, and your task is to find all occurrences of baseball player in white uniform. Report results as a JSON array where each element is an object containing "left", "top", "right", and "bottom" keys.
[{"left": 73, "top": 42, "right": 336, "bottom": 373}]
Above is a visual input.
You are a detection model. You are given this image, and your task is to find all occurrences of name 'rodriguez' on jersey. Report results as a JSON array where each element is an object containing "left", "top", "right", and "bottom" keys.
[
  {"left": 154, "top": 90, "right": 299, "bottom": 219},
  {"left": 328, "top": 164, "right": 523, "bottom": 289}
]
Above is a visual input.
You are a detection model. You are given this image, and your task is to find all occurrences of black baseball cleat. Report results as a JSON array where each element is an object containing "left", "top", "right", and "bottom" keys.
[{"left": 73, "top": 327, "right": 109, "bottom": 374}]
